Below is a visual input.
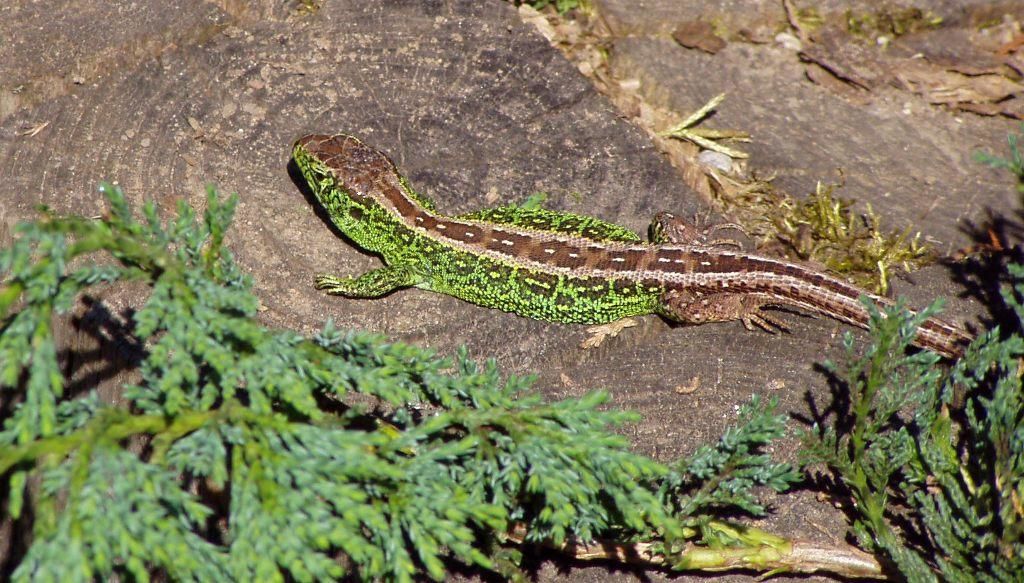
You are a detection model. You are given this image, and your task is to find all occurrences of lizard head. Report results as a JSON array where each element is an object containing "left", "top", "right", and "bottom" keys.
[{"left": 292, "top": 133, "right": 394, "bottom": 208}]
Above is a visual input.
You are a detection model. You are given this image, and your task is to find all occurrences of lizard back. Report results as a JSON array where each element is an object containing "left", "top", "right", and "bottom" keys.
[
  {"left": 293, "top": 133, "right": 971, "bottom": 358},
  {"left": 292, "top": 134, "right": 664, "bottom": 323}
]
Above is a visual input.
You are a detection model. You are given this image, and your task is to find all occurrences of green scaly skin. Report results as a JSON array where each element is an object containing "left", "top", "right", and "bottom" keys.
[
  {"left": 291, "top": 137, "right": 664, "bottom": 324},
  {"left": 291, "top": 133, "right": 972, "bottom": 359}
]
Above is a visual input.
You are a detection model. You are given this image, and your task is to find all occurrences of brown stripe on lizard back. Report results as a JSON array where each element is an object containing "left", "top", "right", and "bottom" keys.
[{"left": 295, "top": 133, "right": 973, "bottom": 359}]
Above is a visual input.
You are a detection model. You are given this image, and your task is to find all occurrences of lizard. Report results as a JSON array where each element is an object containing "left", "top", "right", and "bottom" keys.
[{"left": 291, "top": 133, "right": 973, "bottom": 360}]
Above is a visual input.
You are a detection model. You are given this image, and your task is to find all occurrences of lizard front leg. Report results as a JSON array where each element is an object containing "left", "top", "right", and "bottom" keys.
[
  {"left": 315, "top": 264, "right": 424, "bottom": 297},
  {"left": 659, "top": 289, "right": 791, "bottom": 333}
]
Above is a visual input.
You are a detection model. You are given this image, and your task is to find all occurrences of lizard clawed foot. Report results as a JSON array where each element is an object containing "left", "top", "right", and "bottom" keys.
[
  {"left": 314, "top": 274, "right": 354, "bottom": 294},
  {"left": 314, "top": 265, "right": 424, "bottom": 298},
  {"left": 741, "top": 307, "right": 790, "bottom": 334},
  {"left": 581, "top": 318, "right": 639, "bottom": 349}
]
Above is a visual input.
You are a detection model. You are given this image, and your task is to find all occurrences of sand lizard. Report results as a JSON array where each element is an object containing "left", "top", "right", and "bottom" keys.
[{"left": 292, "top": 133, "right": 972, "bottom": 359}]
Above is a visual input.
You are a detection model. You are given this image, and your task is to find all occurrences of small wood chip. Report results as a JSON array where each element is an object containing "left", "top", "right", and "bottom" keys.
[
  {"left": 672, "top": 21, "right": 726, "bottom": 54},
  {"left": 675, "top": 376, "right": 701, "bottom": 394},
  {"left": 18, "top": 122, "right": 49, "bottom": 137}
]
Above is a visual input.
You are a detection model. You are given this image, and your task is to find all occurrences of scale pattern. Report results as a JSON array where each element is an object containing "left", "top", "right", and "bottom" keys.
[
  {"left": 292, "top": 133, "right": 972, "bottom": 358},
  {"left": 292, "top": 135, "right": 662, "bottom": 324}
]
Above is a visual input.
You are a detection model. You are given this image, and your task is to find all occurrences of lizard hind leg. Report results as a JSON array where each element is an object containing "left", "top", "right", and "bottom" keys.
[
  {"left": 660, "top": 289, "right": 791, "bottom": 333},
  {"left": 649, "top": 211, "right": 748, "bottom": 249}
]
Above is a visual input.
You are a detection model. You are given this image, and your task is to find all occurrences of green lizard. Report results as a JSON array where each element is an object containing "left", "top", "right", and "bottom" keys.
[{"left": 292, "top": 133, "right": 971, "bottom": 359}]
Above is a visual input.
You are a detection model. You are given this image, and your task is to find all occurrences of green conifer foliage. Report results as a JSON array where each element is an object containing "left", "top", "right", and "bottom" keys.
[
  {"left": 0, "top": 185, "right": 800, "bottom": 581},
  {"left": 803, "top": 292, "right": 1024, "bottom": 582}
]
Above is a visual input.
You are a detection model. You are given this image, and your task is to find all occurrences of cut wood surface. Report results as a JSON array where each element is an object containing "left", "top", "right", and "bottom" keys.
[{"left": 1, "top": 1, "right": 1018, "bottom": 580}]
